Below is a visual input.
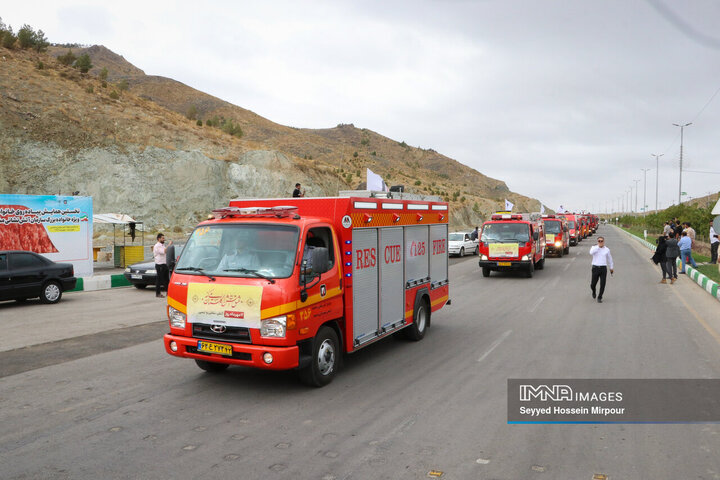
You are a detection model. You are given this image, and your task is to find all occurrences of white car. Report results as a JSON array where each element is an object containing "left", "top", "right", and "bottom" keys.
[{"left": 448, "top": 232, "right": 478, "bottom": 257}]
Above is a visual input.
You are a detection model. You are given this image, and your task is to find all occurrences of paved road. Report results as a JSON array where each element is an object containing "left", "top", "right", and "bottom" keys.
[{"left": 1, "top": 226, "right": 720, "bottom": 479}]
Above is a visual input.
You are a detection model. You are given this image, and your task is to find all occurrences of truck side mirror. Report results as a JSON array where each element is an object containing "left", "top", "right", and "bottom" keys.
[{"left": 300, "top": 247, "right": 330, "bottom": 302}]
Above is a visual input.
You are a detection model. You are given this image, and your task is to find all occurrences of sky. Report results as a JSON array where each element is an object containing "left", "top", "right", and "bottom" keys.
[{"left": 3, "top": 0, "right": 720, "bottom": 214}]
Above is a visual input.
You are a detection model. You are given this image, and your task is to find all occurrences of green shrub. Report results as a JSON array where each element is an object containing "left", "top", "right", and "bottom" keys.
[
  {"left": 109, "top": 90, "right": 119, "bottom": 99},
  {"left": 414, "top": 180, "right": 421, "bottom": 186},
  {"left": 74, "top": 53, "right": 93, "bottom": 73},
  {"left": 86, "top": 85, "right": 94, "bottom": 93},
  {"left": 99, "top": 67, "right": 108, "bottom": 81},
  {"left": 117, "top": 79, "right": 129, "bottom": 91},
  {"left": 36, "top": 61, "right": 44, "bottom": 70},
  {"left": 353, "top": 151, "right": 358, "bottom": 158},
  {"left": 57, "top": 49, "right": 76, "bottom": 66},
  {"left": 196, "top": 119, "right": 202, "bottom": 126}
]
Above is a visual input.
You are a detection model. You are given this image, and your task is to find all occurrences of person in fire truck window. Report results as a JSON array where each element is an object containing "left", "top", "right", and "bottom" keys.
[
  {"left": 218, "top": 235, "right": 260, "bottom": 271},
  {"left": 301, "top": 233, "right": 328, "bottom": 275}
]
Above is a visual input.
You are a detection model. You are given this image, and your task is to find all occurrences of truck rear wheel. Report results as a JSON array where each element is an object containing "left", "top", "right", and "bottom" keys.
[
  {"left": 482, "top": 267, "right": 491, "bottom": 277},
  {"left": 405, "top": 299, "right": 429, "bottom": 341},
  {"left": 299, "top": 326, "right": 339, "bottom": 387},
  {"left": 536, "top": 257, "right": 545, "bottom": 270},
  {"left": 195, "top": 359, "right": 229, "bottom": 373}
]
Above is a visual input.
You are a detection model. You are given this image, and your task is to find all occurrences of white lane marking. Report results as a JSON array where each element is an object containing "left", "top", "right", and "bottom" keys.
[
  {"left": 570, "top": 256, "right": 577, "bottom": 262},
  {"left": 528, "top": 296, "right": 545, "bottom": 312},
  {"left": 550, "top": 276, "right": 560, "bottom": 288},
  {"left": 563, "top": 262, "right": 571, "bottom": 271},
  {"left": 477, "top": 330, "right": 512, "bottom": 363}
]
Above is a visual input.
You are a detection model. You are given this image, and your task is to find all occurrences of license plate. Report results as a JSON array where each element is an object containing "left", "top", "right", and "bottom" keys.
[
  {"left": 497, "top": 261, "right": 512, "bottom": 266},
  {"left": 131, "top": 274, "right": 142, "bottom": 279},
  {"left": 197, "top": 341, "right": 232, "bottom": 356}
]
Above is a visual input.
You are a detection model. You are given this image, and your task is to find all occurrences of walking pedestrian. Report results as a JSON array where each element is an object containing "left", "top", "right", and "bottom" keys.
[
  {"left": 678, "top": 231, "right": 697, "bottom": 273},
  {"left": 153, "top": 233, "right": 172, "bottom": 298},
  {"left": 710, "top": 220, "right": 719, "bottom": 264},
  {"left": 589, "top": 236, "right": 614, "bottom": 303},
  {"left": 665, "top": 231, "right": 680, "bottom": 283},
  {"left": 652, "top": 234, "right": 670, "bottom": 283}
]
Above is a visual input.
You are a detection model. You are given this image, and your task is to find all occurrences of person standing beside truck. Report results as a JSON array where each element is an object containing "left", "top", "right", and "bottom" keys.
[
  {"left": 293, "top": 183, "right": 305, "bottom": 198},
  {"left": 589, "top": 236, "right": 613, "bottom": 303},
  {"left": 709, "top": 220, "right": 719, "bottom": 264},
  {"left": 153, "top": 233, "right": 172, "bottom": 298}
]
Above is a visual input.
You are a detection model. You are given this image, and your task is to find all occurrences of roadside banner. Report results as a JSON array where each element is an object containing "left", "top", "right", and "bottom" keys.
[{"left": 0, "top": 194, "right": 93, "bottom": 276}]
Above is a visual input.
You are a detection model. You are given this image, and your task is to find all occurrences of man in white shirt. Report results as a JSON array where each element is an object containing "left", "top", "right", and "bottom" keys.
[
  {"left": 710, "top": 220, "right": 719, "bottom": 264},
  {"left": 589, "top": 236, "right": 614, "bottom": 303},
  {"left": 153, "top": 233, "right": 172, "bottom": 298}
]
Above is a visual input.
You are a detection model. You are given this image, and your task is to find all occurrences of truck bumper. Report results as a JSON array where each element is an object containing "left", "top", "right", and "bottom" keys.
[
  {"left": 478, "top": 259, "right": 530, "bottom": 271},
  {"left": 163, "top": 333, "right": 300, "bottom": 370}
]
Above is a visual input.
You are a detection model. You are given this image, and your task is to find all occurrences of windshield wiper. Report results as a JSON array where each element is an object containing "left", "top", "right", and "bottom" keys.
[
  {"left": 223, "top": 268, "right": 275, "bottom": 284},
  {"left": 175, "top": 267, "right": 216, "bottom": 281}
]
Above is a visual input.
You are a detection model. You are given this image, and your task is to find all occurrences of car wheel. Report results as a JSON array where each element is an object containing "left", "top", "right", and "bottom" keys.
[
  {"left": 40, "top": 281, "right": 62, "bottom": 304},
  {"left": 482, "top": 267, "right": 491, "bottom": 277},
  {"left": 404, "top": 299, "right": 429, "bottom": 341},
  {"left": 459, "top": 247, "right": 465, "bottom": 257},
  {"left": 299, "top": 326, "right": 340, "bottom": 387},
  {"left": 474, "top": 245, "right": 479, "bottom": 255},
  {"left": 195, "top": 359, "right": 229, "bottom": 373},
  {"left": 133, "top": 284, "right": 147, "bottom": 289}
]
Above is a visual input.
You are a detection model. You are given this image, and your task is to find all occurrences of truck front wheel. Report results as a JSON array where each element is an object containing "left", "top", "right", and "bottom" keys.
[
  {"left": 195, "top": 359, "right": 229, "bottom": 373},
  {"left": 299, "top": 326, "right": 339, "bottom": 387},
  {"left": 482, "top": 267, "right": 491, "bottom": 277}
]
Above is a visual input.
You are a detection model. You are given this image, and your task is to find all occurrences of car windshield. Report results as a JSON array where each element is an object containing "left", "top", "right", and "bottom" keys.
[
  {"left": 175, "top": 224, "right": 299, "bottom": 279},
  {"left": 481, "top": 223, "right": 530, "bottom": 243},
  {"left": 544, "top": 221, "right": 562, "bottom": 234},
  {"left": 567, "top": 221, "right": 576, "bottom": 229},
  {"left": 449, "top": 233, "right": 465, "bottom": 241}
]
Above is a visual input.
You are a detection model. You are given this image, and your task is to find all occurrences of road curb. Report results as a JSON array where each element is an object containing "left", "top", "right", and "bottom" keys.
[
  {"left": 69, "top": 274, "right": 131, "bottom": 292},
  {"left": 615, "top": 226, "right": 720, "bottom": 303}
]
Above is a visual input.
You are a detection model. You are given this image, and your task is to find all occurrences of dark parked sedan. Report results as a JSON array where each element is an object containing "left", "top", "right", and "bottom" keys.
[
  {"left": 0, "top": 251, "right": 77, "bottom": 304},
  {"left": 123, "top": 244, "right": 184, "bottom": 289}
]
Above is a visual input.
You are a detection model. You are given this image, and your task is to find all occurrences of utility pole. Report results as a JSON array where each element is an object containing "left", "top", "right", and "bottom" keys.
[
  {"left": 641, "top": 169, "right": 650, "bottom": 216},
  {"left": 652, "top": 153, "right": 663, "bottom": 212},
  {"left": 673, "top": 122, "right": 691, "bottom": 204},
  {"left": 633, "top": 179, "right": 640, "bottom": 213}
]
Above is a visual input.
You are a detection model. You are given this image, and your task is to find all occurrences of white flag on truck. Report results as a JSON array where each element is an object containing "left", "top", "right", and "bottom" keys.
[
  {"left": 504, "top": 199, "right": 514, "bottom": 211},
  {"left": 540, "top": 203, "right": 546, "bottom": 214},
  {"left": 366, "top": 168, "right": 388, "bottom": 192}
]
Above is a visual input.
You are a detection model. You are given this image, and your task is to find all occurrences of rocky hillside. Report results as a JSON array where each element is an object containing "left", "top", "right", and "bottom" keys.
[{"left": 1, "top": 44, "right": 545, "bottom": 233}]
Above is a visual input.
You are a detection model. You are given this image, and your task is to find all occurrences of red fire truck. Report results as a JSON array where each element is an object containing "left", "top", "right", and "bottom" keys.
[
  {"left": 163, "top": 195, "right": 450, "bottom": 386},
  {"left": 478, "top": 213, "right": 546, "bottom": 278},
  {"left": 542, "top": 214, "right": 570, "bottom": 257}
]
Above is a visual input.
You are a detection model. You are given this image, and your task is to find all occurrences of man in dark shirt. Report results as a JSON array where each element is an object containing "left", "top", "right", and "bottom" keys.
[{"left": 293, "top": 183, "right": 305, "bottom": 197}]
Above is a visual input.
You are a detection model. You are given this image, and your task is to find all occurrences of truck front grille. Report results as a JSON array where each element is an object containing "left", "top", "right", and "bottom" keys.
[{"left": 192, "top": 323, "right": 251, "bottom": 343}]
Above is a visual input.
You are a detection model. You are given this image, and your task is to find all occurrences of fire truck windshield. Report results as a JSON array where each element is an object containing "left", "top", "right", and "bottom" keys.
[
  {"left": 481, "top": 223, "right": 530, "bottom": 243},
  {"left": 175, "top": 224, "right": 300, "bottom": 279},
  {"left": 544, "top": 221, "right": 562, "bottom": 234}
]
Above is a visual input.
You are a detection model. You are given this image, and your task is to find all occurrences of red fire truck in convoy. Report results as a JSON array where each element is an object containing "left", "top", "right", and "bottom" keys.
[
  {"left": 163, "top": 194, "right": 450, "bottom": 386},
  {"left": 478, "top": 213, "right": 546, "bottom": 278},
  {"left": 542, "top": 214, "right": 570, "bottom": 257},
  {"left": 559, "top": 213, "right": 581, "bottom": 246}
]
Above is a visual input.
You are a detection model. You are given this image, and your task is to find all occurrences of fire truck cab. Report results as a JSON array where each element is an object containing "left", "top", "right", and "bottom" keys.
[
  {"left": 478, "top": 213, "right": 546, "bottom": 278},
  {"left": 559, "top": 213, "right": 580, "bottom": 246},
  {"left": 163, "top": 195, "right": 450, "bottom": 387},
  {"left": 542, "top": 214, "right": 570, "bottom": 257}
]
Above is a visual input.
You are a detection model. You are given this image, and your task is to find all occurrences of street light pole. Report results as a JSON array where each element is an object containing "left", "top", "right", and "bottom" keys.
[
  {"left": 633, "top": 180, "right": 640, "bottom": 214},
  {"left": 673, "top": 122, "right": 691, "bottom": 204},
  {"left": 652, "top": 153, "right": 663, "bottom": 212},
  {"left": 641, "top": 168, "right": 650, "bottom": 216}
]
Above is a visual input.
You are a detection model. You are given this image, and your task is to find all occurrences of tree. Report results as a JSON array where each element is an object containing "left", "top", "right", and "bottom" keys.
[
  {"left": 57, "top": 49, "right": 76, "bottom": 66},
  {"left": 74, "top": 53, "right": 93, "bottom": 73},
  {"left": 33, "top": 29, "right": 48, "bottom": 52},
  {"left": 17, "top": 24, "right": 34, "bottom": 49},
  {"left": 186, "top": 105, "right": 197, "bottom": 120},
  {"left": 1, "top": 26, "right": 16, "bottom": 49},
  {"left": 99, "top": 67, "right": 108, "bottom": 81},
  {"left": 117, "top": 79, "right": 129, "bottom": 91}
]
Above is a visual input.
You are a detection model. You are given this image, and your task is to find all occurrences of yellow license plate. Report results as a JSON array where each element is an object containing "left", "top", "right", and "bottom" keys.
[
  {"left": 197, "top": 340, "right": 232, "bottom": 356},
  {"left": 497, "top": 261, "right": 512, "bottom": 266}
]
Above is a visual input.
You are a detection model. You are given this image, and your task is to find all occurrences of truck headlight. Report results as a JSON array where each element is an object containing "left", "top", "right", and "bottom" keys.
[
  {"left": 481, "top": 255, "right": 488, "bottom": 260},
  {"left": 521, "top": 255, "right": 529, "bottom": 261},
  {"left": 168, "top": 306, "right": 186, "bottom": 328},
  {"left": 261, "top": 316, "right": 287, "bottom": 338},
  {"left": 124, "top": 267, "right": 131, "bottom": 273}
]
